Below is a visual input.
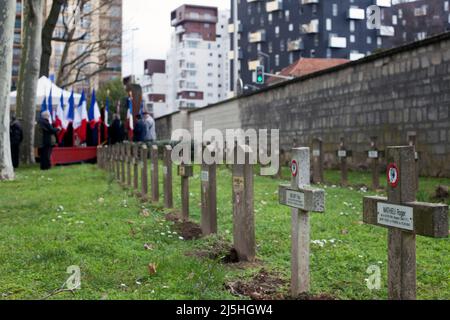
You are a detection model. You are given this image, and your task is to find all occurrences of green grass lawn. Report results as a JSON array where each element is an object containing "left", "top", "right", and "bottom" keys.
[{"left": 0, "top": 164, "right": 448, "bottom": 300}]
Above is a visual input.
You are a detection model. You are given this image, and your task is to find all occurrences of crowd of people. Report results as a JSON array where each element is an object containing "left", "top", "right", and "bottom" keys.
[{"left": 9, "top": 109, "right": 157, "bottom": 171}]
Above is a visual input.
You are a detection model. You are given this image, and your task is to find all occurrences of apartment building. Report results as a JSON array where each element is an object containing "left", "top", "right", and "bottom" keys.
[
  {"left": 46, "top": 0, "right": 122, "bottom": 92},
  {"left": 385, "top": 0, "right": 450, "bottom": 48},
  {"left": 229, "top": 0, "right": 394, "bottom": 90},
  {"left": 165, "top": 5, "right": 230, "bottom": 116},
  {"left": 141, "top": 59, "right": 168, "bottom": 117}
]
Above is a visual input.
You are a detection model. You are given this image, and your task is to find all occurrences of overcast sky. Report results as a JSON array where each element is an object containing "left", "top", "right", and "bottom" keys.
[{"left": 122, "top": 0, "right": 231, "bottom": 76}]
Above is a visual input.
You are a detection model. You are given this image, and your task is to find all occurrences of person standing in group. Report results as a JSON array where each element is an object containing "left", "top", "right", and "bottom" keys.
[
  {"left": 39, "top": 111, "right": 60, "bottom": 171},
  {"left": 133, "top": 114, "right": 147, "bottom": 143},
  {"left": 9, "top": 115, "right": 23, "bottom": 169},
  {"left": 109, "top": 113, "right": 124, "bottom": 145},
  {"left": 143, "top": 111, "right": 157, "bottom": 144}
]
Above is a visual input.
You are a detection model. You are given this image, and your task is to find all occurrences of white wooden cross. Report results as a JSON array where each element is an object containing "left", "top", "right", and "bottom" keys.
[
  {"left": 363, "top": 146, "right": 448, "bottom": 300},
  {"left": 279, "top": 147, "right": 325, "bottom": 297}
]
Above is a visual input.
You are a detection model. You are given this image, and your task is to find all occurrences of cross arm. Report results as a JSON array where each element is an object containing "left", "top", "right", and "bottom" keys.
[
  {"left": 178, "top": 165, "right": 194, "bottom": 177},
  {"left": 363, "top": 196, "right": 449, "bottom": 238},
  {"left": 279, "top": 184, "right": 325, "bottom": 213}
]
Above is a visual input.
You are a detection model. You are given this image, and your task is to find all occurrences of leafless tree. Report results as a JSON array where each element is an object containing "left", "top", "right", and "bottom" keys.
[
  {"left": 40, "top": 0, "right": 120, "bottom": 88},
  {"left": 0, "top": 0, "right": 16, "bottom": 179},
  {"left": 15, "top": 0, "right": 45, "bottom": 165}
]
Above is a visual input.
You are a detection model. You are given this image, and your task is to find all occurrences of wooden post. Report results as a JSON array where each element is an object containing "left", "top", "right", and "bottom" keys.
[
  {"left": 120, "top": 144, "right": 126, "bottom": 185},
  {"left": 141, "top": 144, "right": 148, "bottom": 200},
  {"left": 232, "top": 144, "right": 255, "bottom": 262},
  {"left": 369, "top": 136, "right": 381, "bottom": 190},
  {"left": 363, "top": 146, "right": 448, "bottom": 300},
  {"left": 126, "top": 143, "right": 132, "bottom": 187},
  {"left": 151, "top": 145, "right": 159, "bottom": 203},
  {"left": 312, "top": 138, "right": 324, "bottom": 184},
  {"left": 163, "top": 145, "right": 173, "bottom": 209},
  {"left": 115, "top": 144, "right": 120, "bottom": 181},
  {"left": 279, "top": 148, "right": 325, "bottom": 297},
  {"left": 133, "top": 143, "right": 139, "bottom": 191},
  {"left": 408, "top": 133, "right": 419, "bottom": 192},
  {"left": 337, "top": 138, "right": 352, "bottom": 187},
  {"left": 201, "top": 145, "right": 217, "bottom": 236},
  {"left": 178, "top": 161, "right": 193, "bottom": 221}
]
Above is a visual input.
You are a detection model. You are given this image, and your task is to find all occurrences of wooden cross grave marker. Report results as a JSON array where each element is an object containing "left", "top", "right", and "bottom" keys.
[
  {"left": 367, "top": 136, "right": 385, "bottom": 190},
  {"left": 201, "top": 144, "right": 217, "bottom": 236},
  {"left": 151, "top": 145, "right": 159, "bottom": 203},
  {"left": 232, "top": 144, "right": 255, "bottom": 262},
  {"left": 363, "top": 146, "right": 448, "bottom": 300},
  {"left": 120, "top": 144, "right": 126, "bottom": 186},
  {"left": 279, "top": 147, "right": 325, "bottom": 297},
  {"left": 141, "top": 144, "right": 148, "bottom": 201},
  {"left": 163, "top": 145, "right": 174, "bottom": 209},
  {"left": 337, "top": 138, "right": 352, "bottom": 187},
  {"left": 178, "top": 149, "right": 193, "bottom": 221},
  {"left": 312, "top": 138, "right": 324, "bottom": 184}
]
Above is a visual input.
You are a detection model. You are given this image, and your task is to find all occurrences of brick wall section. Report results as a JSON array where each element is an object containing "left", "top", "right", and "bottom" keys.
[{"left": 157, "top": 33, "right": 450, "bottom": 177}]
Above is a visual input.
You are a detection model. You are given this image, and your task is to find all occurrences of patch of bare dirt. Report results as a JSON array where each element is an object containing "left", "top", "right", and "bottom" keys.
[
  {"left": 186, "top": 238, "right": 240, "bottom": 263},
  {"left": 165, "top": 213, "right": 203, "bottom": 240},
  {"left": 226, "top": 270, "right": 286, "bottom": 300},
  {"left": 226, "top": 269, "right": 337, "bottom": 300}
]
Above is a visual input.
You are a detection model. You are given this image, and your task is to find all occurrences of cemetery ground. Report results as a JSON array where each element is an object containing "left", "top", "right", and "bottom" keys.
[{"left": 0, "top": 164, "right": 448, "bottom": 300}]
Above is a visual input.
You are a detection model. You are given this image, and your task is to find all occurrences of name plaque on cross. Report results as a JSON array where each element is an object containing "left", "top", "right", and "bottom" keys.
[
  {"left": 286, "top": 190, "right": 305, "bottom": 210},
  {"left": 369, "top": 150, "right": 379, "bottom": 159},
  {"left": 201, "top": 171, "right": 209, "bottom": 182},
  {"left": 338, "top": 150, "right": 347, "bottom": 158},
  {"left": 377, "top": 203, "right": 414, "bottom": 231}
]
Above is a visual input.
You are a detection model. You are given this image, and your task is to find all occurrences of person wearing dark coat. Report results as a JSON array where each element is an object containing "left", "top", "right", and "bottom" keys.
[
  {"left": 133, "top": 114, "right": 147, "bottom": 143},
  {"left": 109, "top": 114, "right": 124, "bottom": 145},
  {"left": 39, "top": 111, "right": 59, "bottom": 171},
  {"left": 9, "top": 115, "right": 23, "bottom": 169}
]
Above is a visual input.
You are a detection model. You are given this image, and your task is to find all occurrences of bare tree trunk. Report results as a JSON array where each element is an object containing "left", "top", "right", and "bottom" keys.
[
  {"left": 56, "top": 27, "right": 76, "bottom": 87},
  {"left": 0, "top": 0, "right": 16, "bottom": 180},
  {"left": 40, "top": 0, "right": 66, "bottom": 77},
  {"left": 16, "top": 0, "right": 45, "bottom": 164}
]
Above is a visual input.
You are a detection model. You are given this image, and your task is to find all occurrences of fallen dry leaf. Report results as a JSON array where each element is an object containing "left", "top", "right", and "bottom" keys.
[
  {"left": 148, "top": 263, "right": 157, "bottom": 275},
  {"left": 143, "top": 243, "right": 154, "bottom": 251},
  {"left": 141, "top": 209, "right": 150, "bottom": 217}
]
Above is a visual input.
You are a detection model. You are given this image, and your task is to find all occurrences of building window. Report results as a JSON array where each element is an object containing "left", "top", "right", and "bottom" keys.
[
  {"left": 326, "top": 19, "right": 332, "bottom": 31},
  {"left": 350, "top": 20, "right": 355, "bottom": 32},
  {"left": 332, "top": 4, "right": 338, "bottom": 17},
  {"left": 275, "top": 54, "right": 280, "bottom": 67}
]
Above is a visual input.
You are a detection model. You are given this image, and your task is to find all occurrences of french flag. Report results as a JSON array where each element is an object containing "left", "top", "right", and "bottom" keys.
[
  {"left": 88, "top": 89, "right": 101, "bottom": 129},
  {"left": 126, "top": 96, "right": 134, "bottom": 140},
  {"left": 66, "top": 90, "right": 75, "bottom": 123},
  {"left": 48, "top": 89, "right": 54, "bottom": 124},
  {"left": 74, "top": 90, "right": 88, "bottom": 144},
  {"left": 55, "top": 93, "right": 66, "bottom": 143},
  {"left": 103, "top": 97, "right": 110, "bottom": 142}
]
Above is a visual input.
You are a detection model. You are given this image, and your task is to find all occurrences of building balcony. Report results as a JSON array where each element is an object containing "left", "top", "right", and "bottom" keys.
[
  {"left": 329, "top": 36, "right": 347, "bottom": 48},
  {"left": 171, "top": 13, "right": 218, "bottom": 26},
  {"left": 266, "top": 0, "right": 283, "bottom": 12},
  {"left": 301, "top": 0, "right": 319, "bottom": 4},
  {"left": 376, "top": 0, "right": 391, "bottom": 7},
  {"left": 248, "top": 30, "right": 266, "bottom": 43},
  {"left": 228, "top": 22, "right": 243, "bottom": 34},
  {"left": 248, "top": 60, "right": 261, "bottom": 71},
  {"left": 301, "top": 20, "right": 319, "bottom": 34},
  {"left": 377, "top": 26, "right": 395, "bottom": 37},
  {"left": 347, "top": 7, "right": 365, "bottom": 20},
  {"left": 175, "top": 26, "right": 185, "bottom": 34},
  {"left": 287, "top": 39, "right": 304, "bottom": 52}
]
